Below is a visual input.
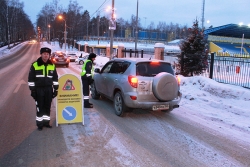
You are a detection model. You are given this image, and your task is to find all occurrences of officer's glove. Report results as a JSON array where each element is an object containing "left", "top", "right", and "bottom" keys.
[
  {"left": 86, "top": 74, "right": 93, "bottom": 85},
  {"left": 52, "top": 90, "right": 58, "bottom": 98},
  {"left": 31, "top": 90, "right": 37, "bottom": 100}
]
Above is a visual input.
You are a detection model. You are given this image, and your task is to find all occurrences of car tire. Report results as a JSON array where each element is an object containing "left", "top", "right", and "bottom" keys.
[
  {"left": 152, "top": 72, "right": 178, "bottom": 101},
  {"left": 113, "top": 91, "right": 127, "bottom": 117},
  {"left": 90, "top": 82, "right": 100, "bottom": 99},
  {"left": 79, "top": 60, "right": 84, "bottom": 65}
]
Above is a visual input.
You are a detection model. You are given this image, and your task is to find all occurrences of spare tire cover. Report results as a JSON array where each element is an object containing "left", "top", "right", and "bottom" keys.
[{"left": 152, "top": 72, "right": 178, "bottom": 101}]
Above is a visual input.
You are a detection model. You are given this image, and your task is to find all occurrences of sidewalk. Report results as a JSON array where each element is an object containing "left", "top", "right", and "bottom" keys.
[{"left": 0, "top": 42, "right": 26, "bottom": 59}]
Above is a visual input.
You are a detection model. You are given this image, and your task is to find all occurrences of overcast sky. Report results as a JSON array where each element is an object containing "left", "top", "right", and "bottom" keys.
[{"left": 22, "top": 0, "right": 249, "bottom": 28}]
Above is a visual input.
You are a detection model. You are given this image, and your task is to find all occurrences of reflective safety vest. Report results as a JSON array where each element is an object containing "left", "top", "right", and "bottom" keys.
[
  {"left": 33, "top": 62, "right": 55, "bottom": 78},
  {"left": 29, "top": 62, "right": 58, "bottom": 88},
  {"left": 81, "top": 59, "right": 94, "bottom": 76}
]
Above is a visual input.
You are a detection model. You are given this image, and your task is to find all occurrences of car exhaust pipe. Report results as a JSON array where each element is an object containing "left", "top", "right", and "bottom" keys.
[{"left": 173, "top": 105, "right": 179, "bottom": 109}]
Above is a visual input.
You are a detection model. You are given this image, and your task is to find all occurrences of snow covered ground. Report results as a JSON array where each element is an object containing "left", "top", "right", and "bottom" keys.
[{"left": 1, "top": 41, "right": 250, "bottom": 143}]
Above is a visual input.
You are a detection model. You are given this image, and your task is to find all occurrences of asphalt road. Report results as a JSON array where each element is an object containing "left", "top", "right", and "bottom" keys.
[{"left": 0, "top": 42, "right": 250, "bottom": 167}]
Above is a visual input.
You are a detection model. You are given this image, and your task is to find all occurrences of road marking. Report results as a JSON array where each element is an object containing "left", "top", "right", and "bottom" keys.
[{"left": 14, "top": 80, "right": 26, "bottom": 93}]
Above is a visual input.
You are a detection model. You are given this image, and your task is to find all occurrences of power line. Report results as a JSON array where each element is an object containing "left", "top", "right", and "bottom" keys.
[{"left": 90, "top": 0, "right": 111, "bottom": 17}]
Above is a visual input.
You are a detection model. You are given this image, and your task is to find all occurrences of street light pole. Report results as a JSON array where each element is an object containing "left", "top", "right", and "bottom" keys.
[
  {"left": 59, "top": 15, "right": 67, "bottom": 52},
  {"left": 135, "top": 0, "right": 139, "bottom": 51},
  {"left": 110, "top": 0, "right": 115, "bottom": 59},
  {"left": 64, "top": 20, "right": 67, "bottom": 52},
  {"left": 48, "top": 24, "right": 51, "bottom": 44}
]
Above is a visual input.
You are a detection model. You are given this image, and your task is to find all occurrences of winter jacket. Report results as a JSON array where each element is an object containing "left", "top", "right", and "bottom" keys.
[{"left": 28, "top": 57, "right": 59, "bottom": 91}]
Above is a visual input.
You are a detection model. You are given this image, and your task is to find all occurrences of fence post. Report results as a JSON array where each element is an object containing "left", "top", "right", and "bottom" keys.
[
  {"left": 84, "top": 42, "right": 88, "bottom": 52},
  {"left": 141, "top": 49, "right": 143, "bottom": 58},
  {"left": 209, "top": 52, "right": 215, "bottom": 79},
  {"left": 117, "top": 43, "right": 124, "bottom": 58},
  {"left": 154, "top": 43, "right": 164, "bottom": 60}
]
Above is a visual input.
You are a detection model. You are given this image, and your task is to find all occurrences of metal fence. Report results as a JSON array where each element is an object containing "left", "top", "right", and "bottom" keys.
[{"left": 202, "top": 53, "right": 250, "bottom": 89}]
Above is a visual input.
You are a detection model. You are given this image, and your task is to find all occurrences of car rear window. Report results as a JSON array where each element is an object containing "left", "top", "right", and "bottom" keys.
[
  {"left": 136, "top": 62, "right": 174, "bottom": 76},
  {"left": 57, "top": 54, "right": 65, "bottom": 57}
]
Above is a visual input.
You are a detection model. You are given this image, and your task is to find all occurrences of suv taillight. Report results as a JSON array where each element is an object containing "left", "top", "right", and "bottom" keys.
[
  {"left": 128, "top": 75, "right": 138, "bottom": 88},
  {"left": 176, "top": 75, "right": 181, "bottom": 86}
]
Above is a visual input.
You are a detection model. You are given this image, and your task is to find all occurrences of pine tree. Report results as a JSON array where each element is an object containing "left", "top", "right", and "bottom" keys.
[{"left": 177, "top": 19, "right": 208, "bottom": 76}]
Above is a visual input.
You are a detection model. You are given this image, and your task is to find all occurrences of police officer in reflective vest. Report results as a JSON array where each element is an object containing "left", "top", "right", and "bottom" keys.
[
  {"left": 81, "top": 53, "right": 96, "bottom": 108},
  {"left": 28, "top": 47, "right": 59, "bottom": 131}
]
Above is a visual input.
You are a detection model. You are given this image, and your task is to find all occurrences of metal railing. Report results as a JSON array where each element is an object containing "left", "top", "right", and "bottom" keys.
[{"left": 202, "top": 53, "right": 250, "bottom": 88}]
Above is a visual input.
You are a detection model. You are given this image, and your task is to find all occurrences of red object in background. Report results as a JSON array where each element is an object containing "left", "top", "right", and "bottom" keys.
[{"left": 236, "top": 66, "right": 240, "bottom": 74}]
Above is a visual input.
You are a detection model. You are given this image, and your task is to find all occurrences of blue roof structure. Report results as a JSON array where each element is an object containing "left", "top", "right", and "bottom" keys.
[{"left": 204, "top": 24, "right": 250, "bottom": 39}]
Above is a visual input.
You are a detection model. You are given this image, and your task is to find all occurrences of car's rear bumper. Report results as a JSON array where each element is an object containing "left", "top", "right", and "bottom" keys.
[
  {"left": 124, "top": 91, "right": 182, "bottom": 110},
  {"left": 53, "top": 62, "right": 69, "bottom": 65}
]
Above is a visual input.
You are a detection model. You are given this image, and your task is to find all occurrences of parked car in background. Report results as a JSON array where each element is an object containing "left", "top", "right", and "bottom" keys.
[
  {"left": 66, "top": 51, "right": 78, "bottom": 62},
  {"left": 75, "top": 54, "right": 88, "bottom": 65},
  {"left": 91, "top": 58, "right": 182, "bottom": 116},
  {"left": 50, "top": 51, "right": 70, "bottom": 67}
]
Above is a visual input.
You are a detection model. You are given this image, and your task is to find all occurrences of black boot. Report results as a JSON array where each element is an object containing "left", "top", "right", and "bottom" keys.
[
  {"left": 84, "top": 99, "right": 93, "bottom": 108},
  {"left": 84, "top": 104, "right": 93, "bottom": 108},
  {"left": 38, "top": 127, "right": 43, "bottom": 131},
  {"left": 45, "top": 125, "right": 52, "bottom": 128}
]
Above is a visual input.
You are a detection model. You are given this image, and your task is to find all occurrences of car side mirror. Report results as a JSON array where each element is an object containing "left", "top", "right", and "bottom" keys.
[{"left": 94, "top": 68, "right": 100, "bottom": 73}]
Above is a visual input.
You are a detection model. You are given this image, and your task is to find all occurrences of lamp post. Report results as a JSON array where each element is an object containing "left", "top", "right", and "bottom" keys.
[
  {"left": 59, "top": 15, "right": 67, "bottom": 52},
  {"left": 109, "top": 0, "right": 115, "bottom": 59},
  {"left": 37, "top": 27, "right": 41, "bottom": 42},
  {"left": 48, "top": 24, "right": 51, "bottom": 44},
  {"left": 135, "top": 0, "right": 139, "bottom": 51}
]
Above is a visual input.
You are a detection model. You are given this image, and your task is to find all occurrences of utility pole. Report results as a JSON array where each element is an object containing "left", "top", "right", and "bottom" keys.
[
  {"left": 109, "top": 0, "right": 115, "bottom": 59},
  {"left": 97, "top": 11, "right": 100, "bottom": 44},
  {"left": 48, "top": 25, "right": 51, "bottom": 44},
  {"left": 64, "top": 20, "right": 66, "bottom": 52},
  {"left": 201, "top": 0, "right": 205, "bottom": 29},
  {"left": 87, "top": 21, "right": 89, "bottom": 41},
  {"left": 135, "top": 0, "right": 139, "bottom": 51}
]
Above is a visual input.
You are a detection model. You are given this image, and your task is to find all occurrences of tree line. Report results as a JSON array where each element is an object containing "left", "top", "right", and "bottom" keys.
[
  {"left": 1, "top": 0, "right": 195, "bottom": 48},
  {"left": 0, "top": 0, "right": 34, "bottom": 47},
  {"left": 36, "top": 0, "right": 192, "bottom": 44}
]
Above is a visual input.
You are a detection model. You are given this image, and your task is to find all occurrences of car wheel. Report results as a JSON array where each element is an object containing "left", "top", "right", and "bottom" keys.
[
  {"left": 113, "top": 91, "right": 127, "bottom": 117},
  {"left": 90, "top": 82, "right": 100, "bottom": 99},
  {"left": 79, "top": 60, "right": 84, "bottom": 65},
  {"left": 152, "top": 72, "right": 178, "bottom": 101}
]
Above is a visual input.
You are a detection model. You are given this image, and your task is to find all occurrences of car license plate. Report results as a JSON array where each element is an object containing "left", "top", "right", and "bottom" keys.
[
  {"left": 152, "top": 104, "right": 169, "bottom": 111},
  {"left": 58, "top": 59, "right": 64, "bottom": 61}
]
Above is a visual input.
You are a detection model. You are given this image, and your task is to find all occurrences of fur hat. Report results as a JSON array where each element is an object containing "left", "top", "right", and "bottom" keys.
[
  {"left": 40, "top": 47, "right": 51, "bottom": 54},
  {"left": 88, "top": 53, "right": 97, "bottom": 59}
]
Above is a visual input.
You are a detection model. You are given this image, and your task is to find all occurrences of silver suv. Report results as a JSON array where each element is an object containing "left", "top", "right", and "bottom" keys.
[{"left": 91, "top": 58, "right": 182, "bottom": 116}]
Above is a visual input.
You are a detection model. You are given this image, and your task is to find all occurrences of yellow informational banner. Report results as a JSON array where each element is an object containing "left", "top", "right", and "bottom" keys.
[{"left": 56, "top": 74, "right": 83, "bottom": 126}]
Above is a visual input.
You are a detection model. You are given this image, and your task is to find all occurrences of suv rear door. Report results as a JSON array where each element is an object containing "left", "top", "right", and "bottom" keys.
[{"left": 136, "top": 62, "right": 175, "bottom": 101}]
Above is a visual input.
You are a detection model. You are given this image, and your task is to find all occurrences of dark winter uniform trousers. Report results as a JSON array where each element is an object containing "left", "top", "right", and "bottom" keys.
[
  {"left": 81, "top": 78, "right": 91, "bottom": 106},
  {"left": 36, "top": 86, "right": 53, "bottom": 128}
]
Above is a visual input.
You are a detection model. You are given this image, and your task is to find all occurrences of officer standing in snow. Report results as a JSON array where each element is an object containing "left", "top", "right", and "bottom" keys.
[
  {"left": 81, "top": 53, "right": 96, "bottom": 108},
  {"left": 28, "top": 47, "right": 59, "bottom": 131}
]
